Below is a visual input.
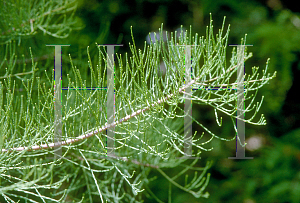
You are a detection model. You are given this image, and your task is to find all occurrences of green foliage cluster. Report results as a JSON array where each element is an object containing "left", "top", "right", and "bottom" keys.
[
  {"left": 0, "top": 0, "right": 282, "bottom": 202},
  {"left": 0, "top": 0, "right": 81, "bottom": 45}
]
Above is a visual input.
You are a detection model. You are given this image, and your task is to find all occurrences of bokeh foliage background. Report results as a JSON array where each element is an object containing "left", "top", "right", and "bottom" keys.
[{"left": 1, "top": 0, "right": 300, "bottom": 202}]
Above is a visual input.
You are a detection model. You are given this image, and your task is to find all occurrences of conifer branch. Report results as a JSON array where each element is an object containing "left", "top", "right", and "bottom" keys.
[
  {"left": 1, "top": 61, "right": 276, "bottom": 153},
  {"left": 1, "top": 64, "right": 238, "bottom": 153},
  {"left": 0, "top": 12, "right": 277, "bottom": 202}
]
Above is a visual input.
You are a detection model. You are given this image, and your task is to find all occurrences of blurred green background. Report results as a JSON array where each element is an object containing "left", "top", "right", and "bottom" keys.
[{"left": 3, "top": 0, "right": 300, "bottom": 202}]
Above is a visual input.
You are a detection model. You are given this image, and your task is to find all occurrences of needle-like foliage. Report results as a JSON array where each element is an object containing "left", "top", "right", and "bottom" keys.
[
  {"left": 0, "top": 8, "right": 276, "bottom": 203},
  {"left": 0, "top": 0, "right": 81, "bottom": 45}
]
